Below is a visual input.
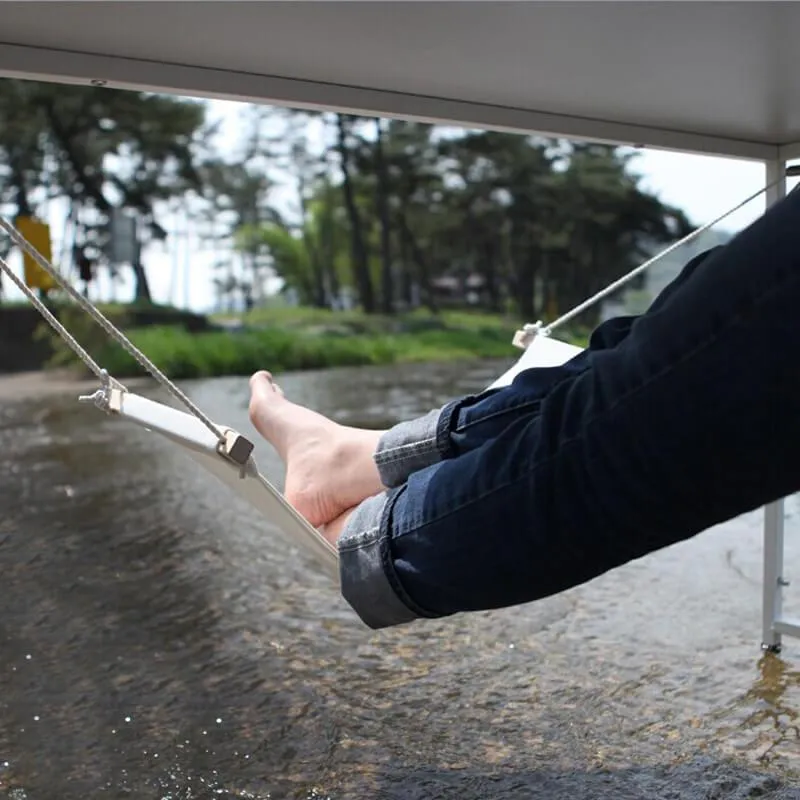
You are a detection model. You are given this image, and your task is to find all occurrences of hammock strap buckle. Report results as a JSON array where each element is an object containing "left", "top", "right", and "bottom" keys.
[{"left": 218, "top": 428, "right": 255, "bottom": 478}]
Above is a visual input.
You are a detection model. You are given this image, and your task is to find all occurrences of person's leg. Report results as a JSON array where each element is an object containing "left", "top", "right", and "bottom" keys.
[
  {"left": 248, "top": 248, "right": 720, "bottom": 527},
  {"left": 377, "top": 246, "right": 722, "bottom": 487},
  {"left": 336, "top": 193, "right": 800, "bottom": 629}
]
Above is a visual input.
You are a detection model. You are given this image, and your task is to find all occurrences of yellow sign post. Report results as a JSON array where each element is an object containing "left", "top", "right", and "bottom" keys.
[{"left": 15, "top": 216, "right": 56, "bottom": 292}]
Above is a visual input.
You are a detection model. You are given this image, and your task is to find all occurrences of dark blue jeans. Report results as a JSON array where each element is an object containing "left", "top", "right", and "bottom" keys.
[
  {"left": 445, "top": 247, "right": 717, "bottom": 461},
  {"left": 338, "top": 189, "right": 800, "bottom": 630}
]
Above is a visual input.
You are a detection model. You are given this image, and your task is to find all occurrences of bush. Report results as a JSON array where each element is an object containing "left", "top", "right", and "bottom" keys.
[{"left": 37, "top": 305, "right": 589, "bottom": 380}]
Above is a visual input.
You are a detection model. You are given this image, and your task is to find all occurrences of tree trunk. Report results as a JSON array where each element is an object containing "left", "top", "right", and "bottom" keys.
[
  {"left": 297, "top": 173, "right": 327, "bottom": 308},
  {"left": 315, "top": 189, "right": 341, "bottom": 309},
  {"left": 515, "top": 259, "right": 536, "bottom": 319},
  {"left": 481, "top": 239, "right": 501, "bottom": 312},
  {"left": 43, "top": 100, "right": 155, "bottom": 305},
  {"left": 11, "top": 162, "right": 33, "bottom": 217},
  {"left": 398, "top": 212, "right": 438, "bottom": 313},
  {"left": 398, "top": 228, "right": 414, "bottom": 307},
  {"left": 511, "top": 227, "right": 537, "bottom": 320},
  {"left": 326, "top": 256, "right": 341, "bottom": 309},
  {"left": 373, "top": 119, "right": 394, "bottom": 313},
  {"left": 131, "top": 223, "right": 152, "bottom": 304},
  {"left": 335, "top": 114, "right": 375, "bottom": 313},
  {"left": 10, "top": 162, "right": 39, "bottom": 299}
]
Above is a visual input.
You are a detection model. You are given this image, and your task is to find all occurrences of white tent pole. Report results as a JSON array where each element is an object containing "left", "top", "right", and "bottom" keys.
[{"left": 761, "top": 157, "right": 788, "bottom": 653}]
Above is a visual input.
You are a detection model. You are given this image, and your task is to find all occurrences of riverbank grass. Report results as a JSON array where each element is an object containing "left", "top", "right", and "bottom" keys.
[{"left": 40, "top": 305, "right": 590, "bottom": 380}]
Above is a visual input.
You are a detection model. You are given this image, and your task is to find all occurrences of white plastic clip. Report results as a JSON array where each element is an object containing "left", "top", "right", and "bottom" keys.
[{"left": 512, "top": 321, "right": 546, "bottom": 350}]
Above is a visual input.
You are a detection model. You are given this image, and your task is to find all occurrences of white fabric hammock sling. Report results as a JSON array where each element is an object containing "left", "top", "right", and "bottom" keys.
[{"left": 0, "top": 179, "right": 779, "bottom": 585}]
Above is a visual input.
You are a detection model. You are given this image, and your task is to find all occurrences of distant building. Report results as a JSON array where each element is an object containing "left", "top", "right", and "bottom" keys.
[{"left": 431, "top": 273, "right": 487, "bottom": 306}]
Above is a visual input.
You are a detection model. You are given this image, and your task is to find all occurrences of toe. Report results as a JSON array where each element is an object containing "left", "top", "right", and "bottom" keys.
[
  {"left": 250, "top": 370, "right": 273, "bottom": 389},
  {"left": 250, "top": 370, "right": 284, "bottom": 397},
  {"left": 249, "top": 372, "right": 278, "bottom": 429}
]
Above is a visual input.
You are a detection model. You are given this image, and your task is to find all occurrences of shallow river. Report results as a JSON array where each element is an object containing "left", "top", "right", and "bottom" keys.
[{"left": 1, "top": 360, "right": 800, "bottom": 799}]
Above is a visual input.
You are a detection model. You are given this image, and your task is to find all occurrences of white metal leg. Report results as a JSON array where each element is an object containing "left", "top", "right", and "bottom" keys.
[
  {"left": 763, "top": 500, "right": 787, "bottom": 651},
  {"left": 761, "top": 157, "right": 789, "bottom": 651}
]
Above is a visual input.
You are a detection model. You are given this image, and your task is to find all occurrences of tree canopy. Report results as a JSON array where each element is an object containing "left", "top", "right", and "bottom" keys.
[
  {"left": 0, "top": 80, "right": 207, "bottom": 301},
  {"left": 0, "top": 79, "right": 695, "bottom": 324}
]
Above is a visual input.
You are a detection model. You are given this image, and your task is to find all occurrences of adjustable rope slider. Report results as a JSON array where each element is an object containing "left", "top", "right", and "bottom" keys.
[
  {"left": 217, "top": 429, "right": 255, "bottom": 479},
  {"left": 512, "top": 321, "right": 547, "bottom": 350},
  {"left": 78, "top": 369, "right": 127, "bottom": 413}
]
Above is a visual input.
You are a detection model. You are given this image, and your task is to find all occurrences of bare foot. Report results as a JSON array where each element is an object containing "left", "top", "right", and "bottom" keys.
[{"left": 248, "top": 371, "right": 385, "bottom": 532}]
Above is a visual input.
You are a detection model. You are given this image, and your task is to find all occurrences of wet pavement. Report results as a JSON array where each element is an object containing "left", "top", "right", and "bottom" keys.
[{"left": 0, "top": 360, "right": 799, "bottom": 799}]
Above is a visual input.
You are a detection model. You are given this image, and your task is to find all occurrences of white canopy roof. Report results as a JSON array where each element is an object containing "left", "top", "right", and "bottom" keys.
[{"left": 1, "top": 1, "right": 798, "bottom": 162}]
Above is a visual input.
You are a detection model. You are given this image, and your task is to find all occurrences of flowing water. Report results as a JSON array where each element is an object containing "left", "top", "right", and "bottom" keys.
[{"left": 1, "top": 360, "right": 799, "bottom": 799}]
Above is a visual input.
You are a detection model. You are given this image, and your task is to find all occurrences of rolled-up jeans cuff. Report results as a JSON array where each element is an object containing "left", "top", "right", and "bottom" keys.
[
  {"left": 374, "top": 404, "right": 456, "bottom": 487},
  {"left": 337, "top": 488, "right": 438, "bottom": 629}
]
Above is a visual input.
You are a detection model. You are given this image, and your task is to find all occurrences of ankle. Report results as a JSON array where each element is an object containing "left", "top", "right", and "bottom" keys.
[{"left": 338, "top": 428, "right": 386, "bottom": 489}]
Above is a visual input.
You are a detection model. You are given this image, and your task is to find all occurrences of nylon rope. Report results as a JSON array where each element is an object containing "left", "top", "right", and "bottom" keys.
[
  {"left": 0, "top": 252, "right": 106, "bottom": 379},
  {"left": 0, "top": 217, "right": 225, "bottom": 443}
]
